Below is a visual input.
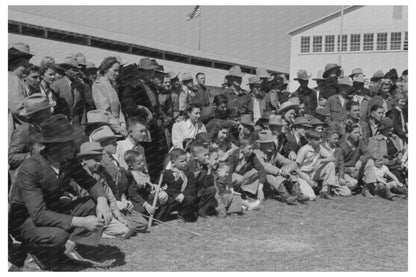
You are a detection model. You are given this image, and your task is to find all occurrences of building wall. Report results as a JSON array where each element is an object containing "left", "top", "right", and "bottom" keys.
[
  {"left": 288, "top": 6, "right": 408, "bottom": 91},
  {"left": 9, "top": 33, "right": 256, "bottom": 90}
]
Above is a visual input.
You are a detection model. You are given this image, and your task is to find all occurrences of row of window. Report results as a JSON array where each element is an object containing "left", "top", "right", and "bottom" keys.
[{"left": 300, "top": 32, "right": 408, "bottom": 53}]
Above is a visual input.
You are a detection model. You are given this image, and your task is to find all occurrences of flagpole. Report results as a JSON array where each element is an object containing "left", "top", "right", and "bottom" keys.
[
  {"left": 198, "top": 7, "right": 202, "bottom": 51},
  {"left": 338, "top": 5, "right": 344, "bottom": 66}
]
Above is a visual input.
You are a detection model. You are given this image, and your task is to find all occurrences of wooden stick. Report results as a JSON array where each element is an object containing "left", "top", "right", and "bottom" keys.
[
  {"left": 131, "top": 210, "right": 202, "bottom": 237},
  {"left": 147, "top": 170, "right": 164, "bottom": 229}
]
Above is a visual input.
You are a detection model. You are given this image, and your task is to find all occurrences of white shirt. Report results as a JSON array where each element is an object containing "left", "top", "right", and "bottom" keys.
[
  {"left": 252, "top": 97, "right": 262, "bottom": 123},
  {"left": 171, "top": 119, "right": 207, "bottom": 149},
  {"left": 114, "top": 137, "right": 147, "bottom": 170}
]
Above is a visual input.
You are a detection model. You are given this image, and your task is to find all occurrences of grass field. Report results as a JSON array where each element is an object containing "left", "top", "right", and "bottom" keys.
[{"left": 26, "top": 195, "right": 408, "bottom": 271}]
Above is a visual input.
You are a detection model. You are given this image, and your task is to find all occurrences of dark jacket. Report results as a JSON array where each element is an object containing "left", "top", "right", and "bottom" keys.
[
  {"left": 10, "top": 154, "right": 105, "bottom": 232},
  {"left": 387, "top": 106, "right": 407, "bottom": 141},
  {"left": 227, "top": 149, "right": 267, "bottom": 185},
  {"left": 223, "top": 88, "right": 253, "bottom": 119},
  {"left": 339, "top": 138, "right": 371, "bottom": 168},
  {"left": 163, "top": 169, "right": 196, "bottom": 198},
  {"left": 326, "top": 94, "right": 348, "bottom": 122},
  {"left": 294, "top": 86, "right": 318, "bottom": 116},
  {"left": 8, "top": 123, "right": 41, "bottom": 170}
]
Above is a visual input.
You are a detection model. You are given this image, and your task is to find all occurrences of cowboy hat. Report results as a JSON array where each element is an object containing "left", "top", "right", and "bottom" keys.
[
  {"left": 90, "top": 125, "right": 122, "bottom": 142},
  {"left": 76, "top": 141, "right": 104, "bottom": 158},
  {"left": 323, "top": 63, "right": 342, "bottom": 78},
  {"left": 226, "top": 65, "right": 244, "bottom": 78},
  {"left": 309, "top": 117, "right": 328, "bottom": 127},
  {"left": 371, "top": 70, "right": 384, "bottom": 80},
  {"left": 85, "top": 62, "right": 98, "bottom": 71},
  {"left": 247, "top": 75, "right": 262, "bottom": 85},
  {"left": 338, "top": 76, "right": 352, "bottom": 87},
  {"left": 168, "top": 71, "right": 180, "bottom": 80},
  {"left": 138, "top": 57, "right": 159, "bottom": 70},
  {"left": 10, "top": 43, "right": 36, "bottom": 56},
  {"left": 315, "top": 107, "right": 331, "bottom": 117},
  {"left": 293, "top": 116, "right": 313, "bottom": 128},
  {"left": 349, "top": 68, "right": 364, "bottom": 78},
  {"left": 312, "top": 70, "right": 325, "bottom": 81},
  {"left": 32, "top": 114, "right": 78, "bottom": 143},
  {"left": 72, "top": 52, "right": 87, "bottom": 66},
  {"left": 293, "top": 69, "right": 311, "bottom": 81},
  {"left": 8, "top": 47, "right": 33, "bottom": 62},
  {"left": 240, "top": 114, "right": 255, "bottom": 126},
  {"left": 19, "top": 94, "right": 55, "bottom": 117},
  {"left": 59, "top": 57, "right": 80, "bottom": 71},
  {"left": 82, "top": 110, "right": 112, "bottom": 126},
  {"left": 277, "top": 100, "right": 299, "bottom": 115},
  {"left": 181, "top": 72, "right": 193, "bottom": 82},
  {"left": 268, "top": 114, "right": 287, "bottom": 126},
  {"left": 257, "top": 111, "right": 274, "bottom": 124},
  {"left": 258, "top": 130, "right": 275, "bottom": 143},
  {"left": 256, "top": 67, "right": 273, "bottom": 81}
]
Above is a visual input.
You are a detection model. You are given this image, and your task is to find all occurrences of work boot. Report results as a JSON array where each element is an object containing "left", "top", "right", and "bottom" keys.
[
  {"left": 277, "top": 183, "right": 298, "bottom": 205},
  {"left": 391, "top": 186, "right": 408, "bottom": 199},
  {"left": 291, "top": 181, "right": 309, "bottom": 204}
]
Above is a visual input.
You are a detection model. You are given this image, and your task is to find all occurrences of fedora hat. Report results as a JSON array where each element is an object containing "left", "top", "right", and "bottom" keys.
[
  {"left": 59, "top": 57, "right": 79, "bottom": 71},
  {"left": 84, "top": 62, "right": 98, "bottom": 71},
  {"left": 72, "top": 52, "right": 87, "bottom": 66},
  {"left": 338, "top": 76, "right": 352, "bottom": 87},
  {"left": 323, "top": 63, "right": 342, "bottom": 78},
  {"left": 168, "top": 71, "right": 180, "bottom": 80},
  {"left": 256, "top": 67, "right": 273, "bottom": 81},
  {"left": 371, "top": 70, "right": 384, "bottom": 80},
  {"left": 138, "top": 57, "right": 159, "bottom": 70},
  {"left": 120, "top": 64, "right": 140, "bottom": 80},
  {"left": 82, "top": 110, "right": 112, "bottom": 126},
  {"left": 293, "top": 116, "right": 312, "bottom": 128},
  {"left": 8, "top": 47, "right": 33, "bottom": 62},
  {"left": 268, "top": 114, "right": 287, "bottom": 126},
  {"left": 181, "top": 72, "right": 193, "bottom": 82},
  {"left": 349, "top": 68, "right": 364, "bottom": 78},
  {"left": 309, "top": 117, "right": 327, "bottom": 127},
  {"left": 312, "top": 70, "right": 325, "bottom": 81},
  {"left": 294, "top": 69, "right": 311, "bottom": 81},
  {"left": 379, "top": 117, "right": 394, "bottom": 131},
  {"left": 10, "top": 43, "right": 35, "bottom": 56},
  {"left": 240, "top": 114, "right": 255, "bottom": 126},
  {"left": 258, "top": 130, "right": 275, "bottom": 144},
  {"left": 90, "top": 125, "right": 122, "bottom": 142},
  {"left": 277, "top": 100, "right": 299, "bottom": 115},
  {"left": 32, "top": 114, "right": 78, "bottom": 143},
  {"left": 20, "top": 94, "right": 55, "bottom": 117},
  {"left": 315, "top": 107, "right": 331, "bottom": 117},
  {"left": 76, "top": 141, "right": 104, "bottom": 158},
  {"left": 247, "top": 75, "right": 262, "bottom": 85},
  {"left": 226, "top": 65, "right": 244, "bottom": 78}
]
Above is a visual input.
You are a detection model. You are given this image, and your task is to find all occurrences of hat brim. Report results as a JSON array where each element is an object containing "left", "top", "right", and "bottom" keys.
[
  {"left": 240, "top": 121, "right": 255, "bottom": 127},
  {"left": 20, "top": 102, "right": 56, "bottom": 117},
  {"left": 312, "top": 77, "right": 325, "bottom": 81},
  {"left": 277, "top": 103, "right": 299, "bottom": 115},
  {"left": 76, "top": 151, "right": 104, "bottom": 158},
  {"left": 31, "top": 131, "right": 79, "bottom": 144},
  {"left": 226, "top": 73, "right": 244, "bottom": 78},
  {"left": 323, "top": 66, "right": 342, "bottom": 78},
  {"left": 81, "top": 121, "right": 110, "bottom": 126},
  {"left": 294, "top": 75, "right": 311, "bottom": 81},
  {"left": 59, "top": 63, "right": 80, "bottom": 71},
  {"left": 293, "top": 123, "right": 313, "bottom": 128},
  {"left": 94, "top": 134, "right": 123, "bottom": 142}
]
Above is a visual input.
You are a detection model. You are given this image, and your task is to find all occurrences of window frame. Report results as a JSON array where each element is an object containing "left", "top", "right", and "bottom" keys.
[{"left": 350, "top": 34, "right": 361, "bottom": 52}]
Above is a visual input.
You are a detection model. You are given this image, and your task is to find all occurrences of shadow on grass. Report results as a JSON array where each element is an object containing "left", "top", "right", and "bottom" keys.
[{"left": 76, "top": 244, "right": 126, "bottom": 270}]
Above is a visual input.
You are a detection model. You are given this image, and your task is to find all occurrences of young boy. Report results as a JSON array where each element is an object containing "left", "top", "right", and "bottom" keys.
[
  {"left": 124, "top": 150, "right": 168, "bottom": 219},
  {"left": 158, "top": 148, "right": 199, "bottom": 222},
  {"left": 227, "top": 134, "right": 267, "bottom": 202},
  {"left": 373, "top": 155, "right": 407, "bottom": 200},
  {"left": 76, "top": 141, "right": 136, "bottom": 239},
  {"left": 296, "top": 130, "right": 337, "bottom": 200},
  {"left": 210, "top": 151, "right": 259, "bottom": 217}
]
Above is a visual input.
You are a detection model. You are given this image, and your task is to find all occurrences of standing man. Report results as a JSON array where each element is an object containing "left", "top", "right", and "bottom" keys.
[{"left": 292, "top": 69, "right": 317, "bottom": 117}]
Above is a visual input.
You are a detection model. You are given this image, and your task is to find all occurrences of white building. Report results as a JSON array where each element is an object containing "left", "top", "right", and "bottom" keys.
[
  {"left": 287, "top": 5, "right": 408, "bottom": 91},
  {"left": 8, "top": 9, "right": 286, "bottom": 91}
]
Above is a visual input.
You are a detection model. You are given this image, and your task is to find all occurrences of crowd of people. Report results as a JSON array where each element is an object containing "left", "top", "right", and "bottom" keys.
[{"left": 8, "top": 42, "right": 408, "bottom": 271}]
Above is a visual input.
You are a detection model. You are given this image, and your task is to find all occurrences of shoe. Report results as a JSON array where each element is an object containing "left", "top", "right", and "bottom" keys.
[
  {"left": 246, "top": 200, "right": 260, "bottom": 211},
  {"left": 64, "top": 241, "right": 95, "bottom": 265},
  {"left": 278, "top": 183, "right": 298, "bottom": 205},
  {"left": 380, "top": 186, "right": 396, "bottom": 201},
  {"left": 319, "top": 192, "right": 331, "bottom": 200},
  {"left": 291, "top": 181, "right": 309, "bottom": 203},
  {"left": 297, "top": 194, "right": 310, "bottom": 204}
]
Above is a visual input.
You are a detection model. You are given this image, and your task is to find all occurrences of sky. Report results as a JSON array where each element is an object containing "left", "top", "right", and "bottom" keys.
[{"left": 9, "top": 5, "right": 341, "bottom": 72}]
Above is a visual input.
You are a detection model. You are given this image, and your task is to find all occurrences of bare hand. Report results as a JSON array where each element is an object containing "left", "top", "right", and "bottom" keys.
[
  {"left": 175, "top": 193, "right": 185, "bottom": 204},
  {"left": 339, "top": 178, "right": 346, "bottom": 186},
  {"left": 96, "top": 197, "right": 112, "bottom": 225},
  {"left": 144, "top": 202, "right": 156, "bottom": 215},
  {"left": 79, "top": 215, "right": 105, "bottom": 231}
]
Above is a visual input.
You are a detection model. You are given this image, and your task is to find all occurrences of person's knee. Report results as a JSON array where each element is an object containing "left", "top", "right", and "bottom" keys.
[{"left": 42, "top": 228, "right": 69, "bottom": 249}]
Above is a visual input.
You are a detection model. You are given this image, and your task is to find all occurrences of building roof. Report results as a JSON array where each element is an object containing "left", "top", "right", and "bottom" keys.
[
  {"left": 287, "top": 5, "right": 364, "bottom": 36},
  {"left": 9, "top": 9, "right": 286, "bottom": 74}
]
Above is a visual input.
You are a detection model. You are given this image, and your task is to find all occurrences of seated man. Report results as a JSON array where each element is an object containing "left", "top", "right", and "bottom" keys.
[
  {"left": 9, "top": 115, "right": 111, "bottom": 270},
  {"left": 281, "top": 116, "right": 311, "bottom": 160}
]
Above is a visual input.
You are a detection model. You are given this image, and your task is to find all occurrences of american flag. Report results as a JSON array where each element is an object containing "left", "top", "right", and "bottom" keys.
[{"left": 186, "top": 5, "right": 201, "bottom": 21}]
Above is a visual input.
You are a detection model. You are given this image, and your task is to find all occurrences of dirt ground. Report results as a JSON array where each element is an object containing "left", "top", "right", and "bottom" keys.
[{"left": 25, "top": 195, "right": 408, "bottom": 271}]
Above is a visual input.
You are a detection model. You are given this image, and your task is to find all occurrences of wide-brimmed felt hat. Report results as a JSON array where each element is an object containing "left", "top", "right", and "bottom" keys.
[
  {"left": 76, "top": 141, "right": 104, "bottom": 158},
  {"left": 338, "top": 76, "right": 352, "bottom": 87},
  {"left": 349, "top": 68, "right": 364, "bottom": 78},
  {"left": 154, "top": 62, "right": 165, "bottom": 74},
  {"left": 379, "top": 117, "right": 394, "bottom": 131},
  {"left": 10, "top": 42, "right": 36, "bottom": 57},
  {"left": 258, "top": 130, "right": 275, "bottom": 143},
  {"left": 323, "top": 63, "right": 342, "bottom": 78},
  {"left": 181, "top": 72, "right": 193, "bottom": 82},
  {"left": 293, "top": 116, "right": 312, "bottom": 128},
  {"left": 268, "top": 114, "right": 287, "bottom": 126},
  {"left": 256, "top": 67, "right": 273, "bottom": 81},
  {"left": 90, "top": 125, "right": 122, "bottom": 142},
  {"left": 226, "top": 65, "right": 244, "bottom": 78},
  {"left": 72, "top": 52, "right": 87, "bottom": 66},
  {"left": 371, "top": 70, "right": 384, "bottom": 80},
  {"left": 277, "top": 100, "right": 299, "bottom": 115},
  {"left": 82, "top": 110, "right": 112, "bottom": 126},
  {"left": 138, "top": 57, "right": 159, "bottom": 70},
  {"left": 168, "top": 71, "right": 180, "bottom": 80},
  {"left": 315, "top": 107, "right": 331, "bottom": 117},
  {"left": 240, "top": 114, "right": 255, "bottom": 126},
  {"left": 312, "top": 70, "right": 325, "bottom": 81},
  {"left": 20, "top": 94, "right": 55, "bottom": 117},
  {"left": 294, "top": 69, "right": 311, "bottom": 81},
  {"left": 59, "top": 57, "right": 80, "bottom": 71},
  {"left": 247, "top": 75, "right": 262, "bottom": 85},
  {"left": 32, "top": 114, "right": 78, "bottom": 143},
  {"left": 309, "top": 117, "right": 328, "bottom": 127},
  {"left": 8, "top": 47, "right": 33, "bottom": 62}
]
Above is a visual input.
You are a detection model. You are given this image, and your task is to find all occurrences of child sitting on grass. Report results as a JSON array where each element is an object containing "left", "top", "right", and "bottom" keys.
[
  {"left": 372, "top": 155, "right": 407, "bottom": 200},
  {"left": 124, "top": 150, "right": 168, "bottom": 220},
  {"left": 210, "top": 151, "right": 259, "bottom": 217}
]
